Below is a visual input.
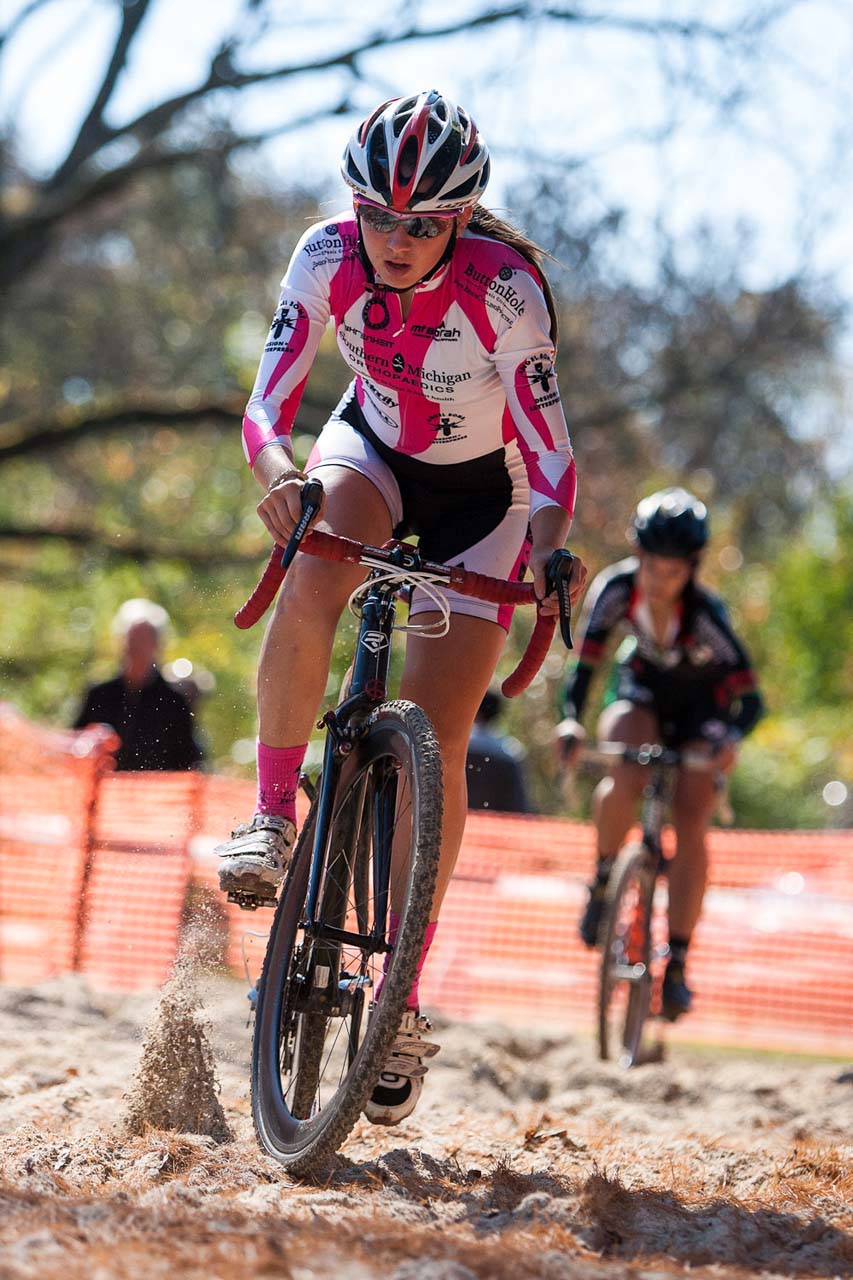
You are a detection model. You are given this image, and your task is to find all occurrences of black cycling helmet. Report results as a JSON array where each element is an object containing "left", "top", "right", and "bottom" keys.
[{"left": 631, "top": 487, "right": 709, "bottom": 557}]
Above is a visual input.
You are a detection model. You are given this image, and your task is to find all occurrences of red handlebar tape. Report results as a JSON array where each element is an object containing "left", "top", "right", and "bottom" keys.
[{"left": 234, "top": 533, "right": 552, "bottom": 696}]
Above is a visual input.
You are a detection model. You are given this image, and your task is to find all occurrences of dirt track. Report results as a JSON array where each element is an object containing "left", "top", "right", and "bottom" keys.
[{"left": 1, "top": 971, "right": 851, "bottom": 1280}]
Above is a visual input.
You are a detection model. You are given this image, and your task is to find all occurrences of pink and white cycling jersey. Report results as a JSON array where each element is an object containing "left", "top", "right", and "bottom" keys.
[{"left": 242, "top": 213, "right": 576, "bottom": 522}]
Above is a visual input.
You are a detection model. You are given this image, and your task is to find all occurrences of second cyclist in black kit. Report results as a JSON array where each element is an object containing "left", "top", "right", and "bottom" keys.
[{"left": 556, "top": 488, "right": 764, "bottom": 1019}]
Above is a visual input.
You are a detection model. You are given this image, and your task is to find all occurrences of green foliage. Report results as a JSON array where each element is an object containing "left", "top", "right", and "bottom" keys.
[
  {"left": 737, "top": 490, "right": 853, "bottom": 712},
  {"left": 1, "top": 164, "right": 850, "bottom": 826}
]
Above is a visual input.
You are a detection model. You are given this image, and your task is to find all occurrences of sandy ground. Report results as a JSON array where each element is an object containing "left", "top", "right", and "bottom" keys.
[{"left": 0, "top": 967, "right": 851, "bottom": 1280}]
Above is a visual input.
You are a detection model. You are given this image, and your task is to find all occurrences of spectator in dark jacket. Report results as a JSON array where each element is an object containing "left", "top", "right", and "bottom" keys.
[
  {"left": 466, "top": 689, "right": 533, "bottom": 814},
  {"left": 73, "top": 599, "right": 204, "bottom": 771}
]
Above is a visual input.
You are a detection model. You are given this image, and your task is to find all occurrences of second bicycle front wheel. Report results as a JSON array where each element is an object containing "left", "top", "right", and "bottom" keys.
[
  {"left": 251, "top": 699, "right": 442, "bottom": 1176},
  {"left": 597, "top": 841, "right": 656, "bottom": 1067}
]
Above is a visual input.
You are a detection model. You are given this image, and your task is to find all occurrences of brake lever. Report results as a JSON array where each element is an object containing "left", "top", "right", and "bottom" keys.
[
  {"left": 545, "top": 548, "right": 575, "bottom": 650},
  {"left": 280, "top": 478, "right": 324, "bottom": 572}
]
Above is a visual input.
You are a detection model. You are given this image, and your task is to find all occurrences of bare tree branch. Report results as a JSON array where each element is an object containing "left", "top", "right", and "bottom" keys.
[
  {"left": 48, "top": 0, "right": 154, "bottom": 189},
  {"left": 106, "top": 4, "right": 783, "bottom": 152},
  {"left": 0, "top": 388, "right": 335, "bottom": 466},
  {"left": 0, "top": 521, "right": 266, "bottom": 565},
  {"left": 1, "top": 2, "right": 798, "bottom": 292},
  {"left": 0, "top": 98, "right": 352, "bottom": 269},
  {"left": 0, "top": 397, "right": 241, "bottom": 465},
  {"left": 0, "top": 0, "right": 56, "bottom": 52}
]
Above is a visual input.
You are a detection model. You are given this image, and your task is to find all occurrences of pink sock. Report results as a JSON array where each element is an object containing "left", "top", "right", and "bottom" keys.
[
  {"left": 375, "top": 911, "right": 438, "bottom": 1011},
  {"left": 256, "top": 740, "right": 307, "bottom": 823}
]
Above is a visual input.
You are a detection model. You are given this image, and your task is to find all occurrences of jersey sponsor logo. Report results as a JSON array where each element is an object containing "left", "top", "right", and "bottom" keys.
[
  {"left": 265, "top": 299, "right": 306, "bottom": 351},
  {"left": 302, "top": 230, "right": 357, "bottom": 259},
  {"left": 522, "top": 353, "right": 560, "bottom": 408},
  {"left": 636, "top": 636, "right": 683, "bottom": 669},
  {"left": 392, "top": 352, "right": 405, "bottom": 373},
  {"left": 269, "top": 300, "right": 300, "bottom": 339},
  {"left": 304, "top": 236, "right": 342, "bottom": 255},
  {"left": 341, "top": 320, "right": 392, "bottom": 350},
  {"left": 364, "top": 396, "right": 398, "bottom": 429},
  {"left": 410, "top": 321, "right": 461, "bottom": 342},
  {"left": 324, "top": 224, "right": 339, "bottom": 235},
  {"left": 408, "top": 363, "right": 471, "bottom": 385},
  {"left": 498, "top": 265, "right": 514, "bottom": 281},
  {"left": 369, "top": 385, "right": 396, "bottom": 407},
  {"left": 337, "top": 329, "right": 369, "bottom": 369},
  {"left": 428, "top": 411, "right": 466, "bottom": 441},
  {"left": 463, "top": 261, "right": 526, "bottom": 315},
  {"left": 363, "top": 294, "right": 391, "bottom": 330},
  {"left": 362, "top": 383, "right": 399, "bottom": 427}
]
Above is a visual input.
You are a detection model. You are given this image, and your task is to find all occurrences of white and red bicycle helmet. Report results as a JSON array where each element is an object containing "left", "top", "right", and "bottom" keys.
[{"left": 341, "top": 90, "right": 490, "bottom": 213}]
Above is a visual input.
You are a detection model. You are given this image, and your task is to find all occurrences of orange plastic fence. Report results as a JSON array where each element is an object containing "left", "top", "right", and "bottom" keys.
[
  {"left": 1, "top": 705, "right": 851, "bottom": 1057},
  {"left": 0, "top": 705, "right": 116, "bottom": 984},
  {"left": 418, "top": 813, "right": 853, "bottom": 1057}
]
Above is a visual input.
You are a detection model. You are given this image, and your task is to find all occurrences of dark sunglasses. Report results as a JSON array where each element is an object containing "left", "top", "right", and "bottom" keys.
[{"left": 357, "top": 205, "right": 456, "bottom": 240}]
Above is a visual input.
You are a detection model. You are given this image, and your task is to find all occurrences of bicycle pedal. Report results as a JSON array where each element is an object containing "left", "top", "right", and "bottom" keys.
[{"left": 227, "top": 889, "right": 276, "bottom": 912}]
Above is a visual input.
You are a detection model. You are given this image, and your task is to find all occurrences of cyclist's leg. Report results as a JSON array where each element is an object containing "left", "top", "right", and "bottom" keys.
[
  {"left": 364, "top": 453, "right": 523, "bottom": 1122},
  {"left": 361, "top": 613, "right": 503, "bottom": 1126},
  {"left": 664, "top": 737, "right": 717, "bottom": 1016},
  {"left": 396, "top": 448, "right": 530, "bottom": 918},
  {"left": 400, "top": 613, "right": 507, "bottom": 915},
  {"left": 257, "top": 464, "right": 393, "bottom": 749},
  {"left": 218, "top": 454, "right": 396, "bottom": 898},
  {"left": 578, "top": 699, "right": 659, "bottom": 945},
  {"left": 593, "top": 699, "right": 659, "bottom": 856},
  {"left": 669, "top": 750, "right": 717, "bottom": 938}
]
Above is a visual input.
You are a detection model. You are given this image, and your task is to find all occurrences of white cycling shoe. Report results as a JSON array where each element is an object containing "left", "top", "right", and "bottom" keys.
[
  {"left": 363, "top": 1010, "right": 440, "bottom": 1126},
  {"left": 216, "top": 813, "right": 296, "bottom": 908}
]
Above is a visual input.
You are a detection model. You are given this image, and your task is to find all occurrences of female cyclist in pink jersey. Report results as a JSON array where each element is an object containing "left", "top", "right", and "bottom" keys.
[{"left": 217, "top": 90, "right": 587, "bottom": 1124}]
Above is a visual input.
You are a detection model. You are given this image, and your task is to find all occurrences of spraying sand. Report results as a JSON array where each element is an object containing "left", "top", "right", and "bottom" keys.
[
  {"left": 0, "top": 965, "right": 850, "bottom": 1279},
  {"left": 121, "top": 935, "right": 231, "bottom": 1143}
]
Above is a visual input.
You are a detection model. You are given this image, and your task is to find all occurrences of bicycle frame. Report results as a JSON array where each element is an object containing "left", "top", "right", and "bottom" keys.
[
  {"left": 300, "top": 546, "right": 418, "bottom": 991},
  {"left": 637, "top": 752, "right": 680, "bottom": 863},
  {"left": 594, "top": 742, "right": 719, "bottom": 1065},
  {"left": 593, "top": 742, "right": 714, "bottom": 860}
]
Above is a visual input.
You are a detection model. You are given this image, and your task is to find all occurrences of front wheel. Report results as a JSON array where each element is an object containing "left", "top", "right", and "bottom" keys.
[
  {"left": 251, "top": 700, "right": 442, "bottom": 1176},
  {"left": 597, "top": 841, "right": 657, "bottom": 1066}
]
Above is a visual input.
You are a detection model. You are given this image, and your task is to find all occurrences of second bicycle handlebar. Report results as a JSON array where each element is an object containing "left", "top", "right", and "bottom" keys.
[{"left": 235, "top": 528, "right": 566, "bottom": 698}]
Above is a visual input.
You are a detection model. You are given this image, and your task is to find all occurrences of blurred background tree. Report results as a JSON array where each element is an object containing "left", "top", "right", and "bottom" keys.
[{"left": 1, "top": 0, "right": 851, "bottom": 827}]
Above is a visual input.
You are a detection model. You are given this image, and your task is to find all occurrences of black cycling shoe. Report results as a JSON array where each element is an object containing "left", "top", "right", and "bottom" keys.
[
  {"left": 579, "top": 880, "right": 608, "bottom": 948},
  {"left": 661, "top": 957, "right": 693, "bottom": 1021}
]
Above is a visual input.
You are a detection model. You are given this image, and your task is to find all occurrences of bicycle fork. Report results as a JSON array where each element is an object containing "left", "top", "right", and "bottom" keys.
[{"left": 297, "top": 577, "right": 399, "bottom": 1019}]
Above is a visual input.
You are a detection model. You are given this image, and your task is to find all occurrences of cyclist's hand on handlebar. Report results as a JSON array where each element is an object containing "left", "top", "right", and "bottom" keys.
[
  {"left": 257, "top": 471, "right": 325, "bottom": 548},
  {"left": 554, "top": 717, "right": 586, "bottom": 768},
  {"left": 530, "top": 545, "right": 587, "bottom": 618}
]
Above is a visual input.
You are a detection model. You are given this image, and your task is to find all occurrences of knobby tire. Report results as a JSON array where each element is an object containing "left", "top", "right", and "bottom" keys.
[
  {"left": 251, "top": 700, "right": 442, "bottom": 1176},
  {"left": 597, "top": 841, "right": 656, "bottom": 1067}
]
